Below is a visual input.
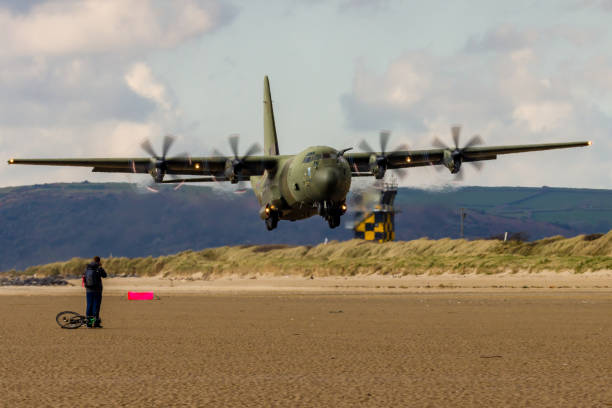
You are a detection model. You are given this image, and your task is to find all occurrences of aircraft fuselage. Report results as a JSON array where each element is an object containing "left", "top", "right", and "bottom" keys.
[{"left": 251, "top": 145, "right": 351, "bottom": 226}]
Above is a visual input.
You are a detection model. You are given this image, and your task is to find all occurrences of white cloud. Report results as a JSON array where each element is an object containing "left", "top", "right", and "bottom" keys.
[
  {"left": 512, "top": 101, "right": 573, "bottom": 132},
  {"left": 339, "top": 0, "right": 390, "bottom": 12},
  {"left": 1, "top": 120, "right": 170, "bottom": 186},
  {"left": 465, "top": 24, "right": 603, "bottom": 54},
  {"left": 0, "top": 1, "right": 236, "bottom": 187},
  {"left": 0, "top": 0, "right": 234, "bottom": 57},
  {"left": 573, "top": 0, "right": 612, "bottom": 12},
  {"left": 341, "top": 27, "right": 611, "bottom": 188},
  {"left": 465, "top": 25, "right": 537, "bottom": 53},
  {"left": 286, "top": 0, "right": 390, "bottom": 15},
  {"left": 0, "top": 1, "right": 235, "bottom": 128},
  {"left": 0, "top": 56, "right": 156, "bottom": 126},
  {"left": 352, "top": 57, "right": 431, "bottom": 109},
  {"left": 125, "top": 62, "right": 170, "bottom": 110},
  {"left": 341, "top": 52, "right": 503, "bottom": 134}
]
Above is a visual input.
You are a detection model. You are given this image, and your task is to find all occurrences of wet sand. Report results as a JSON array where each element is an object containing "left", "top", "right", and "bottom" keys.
[{"left": 1, "top": 281, "right": 611, "bottom": 407}]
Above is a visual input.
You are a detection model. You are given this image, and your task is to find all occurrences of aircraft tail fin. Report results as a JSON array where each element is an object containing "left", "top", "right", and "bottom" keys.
[{"left": 263, "top": 76, "right": 279, "bottom": 156}]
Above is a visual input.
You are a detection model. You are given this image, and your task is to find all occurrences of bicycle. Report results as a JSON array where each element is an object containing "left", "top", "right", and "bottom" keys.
[{"left": 55, "top": 311, "right": 96, "bottom": 329}]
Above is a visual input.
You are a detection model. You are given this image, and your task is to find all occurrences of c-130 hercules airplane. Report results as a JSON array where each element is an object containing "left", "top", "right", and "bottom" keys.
[{"left": 8, "top": 77, "right": 591, "bottom": 230}]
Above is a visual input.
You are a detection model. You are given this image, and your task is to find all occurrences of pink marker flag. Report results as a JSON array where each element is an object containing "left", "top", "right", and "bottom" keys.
[{"left": 128, "top": 291, "right": 154, "bottom": 300}]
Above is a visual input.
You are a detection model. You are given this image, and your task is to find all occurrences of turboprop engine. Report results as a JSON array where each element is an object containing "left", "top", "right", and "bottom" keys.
[
  {"left": 215, "top": 134, "right": 261, "bottom": 186},
  {"left": 433, "top": 126, "right": 485, "bottom": 178},
  {"left": 140, "top": 135, "right": 183, "bottom": 184},
  {"left": 359, "top": 131, "right": 409, "bottom": 180}
]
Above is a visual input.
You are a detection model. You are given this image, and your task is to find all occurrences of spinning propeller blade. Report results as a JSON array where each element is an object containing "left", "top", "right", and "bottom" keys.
[
  {"left": 432, "top": 126, "right": 486, "bottom": 181},
  {"left": 359, "top": 130, "right": 410, "bottom": 180}
]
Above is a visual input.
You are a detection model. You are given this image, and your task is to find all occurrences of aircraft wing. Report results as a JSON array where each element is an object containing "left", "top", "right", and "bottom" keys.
[
  {"left": 345, "top": 141, "right": 591, "bottom": 175},
  {"left": 7, "top": 156, "right": 280, "bottom": 180}
]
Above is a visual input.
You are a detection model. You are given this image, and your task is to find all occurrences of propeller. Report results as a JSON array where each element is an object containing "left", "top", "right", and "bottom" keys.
[
  {"left": 432, "top": 125, "right": 484, "bottom": 180},
  {"left": 139, "top": 135, "right": 190, "bottom": 191},
  {"left": 359, "top": 131, "right": 410, "bottom": 180},
  {"left": 216, "top": 134, "right": 261, "bottom": 193}
]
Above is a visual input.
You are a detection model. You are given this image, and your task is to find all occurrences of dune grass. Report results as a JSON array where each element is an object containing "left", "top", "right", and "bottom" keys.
[{"left": 4, "top": 231, "right": 612, "bottom": 278}]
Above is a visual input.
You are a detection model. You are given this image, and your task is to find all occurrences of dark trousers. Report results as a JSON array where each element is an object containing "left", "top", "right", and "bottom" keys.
[{"left": 86, "top": 291, "right": 102, "bottom": 320}]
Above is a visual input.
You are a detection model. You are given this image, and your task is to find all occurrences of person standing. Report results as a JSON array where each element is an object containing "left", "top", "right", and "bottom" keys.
[{"left": 83, "top": 256, "right": 107, "bottom": 328}]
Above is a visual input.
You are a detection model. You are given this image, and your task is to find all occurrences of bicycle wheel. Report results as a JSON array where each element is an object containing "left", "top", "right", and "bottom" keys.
[{"left": 56, "top": 311, "right": 85, "bottom": 329}]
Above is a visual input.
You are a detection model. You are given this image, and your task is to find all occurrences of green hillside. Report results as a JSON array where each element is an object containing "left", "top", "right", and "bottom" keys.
[
  {"left": 1, "top": 182, "right": 611, "bottom": 271},
  {"left": 399, "top": 186, "right": 612, "bottom": 225}
]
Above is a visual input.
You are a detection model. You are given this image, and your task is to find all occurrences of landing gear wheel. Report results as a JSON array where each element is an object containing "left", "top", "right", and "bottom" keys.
[
  {"left": 265, "top": 212, "right": 279, "bottom": 231},
  {"left": 327, "top": 214, "right": 341, "bottom": 229}
]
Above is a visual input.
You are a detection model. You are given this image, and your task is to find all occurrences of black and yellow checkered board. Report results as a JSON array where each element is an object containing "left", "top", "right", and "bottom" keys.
[{"left": 354, "top": 211, "right": 395, "bottom": 242}]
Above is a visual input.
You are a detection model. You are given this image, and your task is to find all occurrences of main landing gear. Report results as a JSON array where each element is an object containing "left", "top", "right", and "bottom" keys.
[
  {"left": 319, "top": 201, "right": 347, "bottom": 229},
  {"left": 327, "top": 213, "right": 341, "bottom": 229}
]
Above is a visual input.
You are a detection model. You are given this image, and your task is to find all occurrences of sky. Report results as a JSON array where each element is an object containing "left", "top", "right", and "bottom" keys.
[{"left": 1, "top": 0, "right": 611, "bottom": 189}]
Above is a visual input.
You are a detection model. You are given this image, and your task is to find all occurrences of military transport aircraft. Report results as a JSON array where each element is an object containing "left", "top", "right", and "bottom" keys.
[{"left": 8, "top": 76, "right": 591, "bottom": 230}]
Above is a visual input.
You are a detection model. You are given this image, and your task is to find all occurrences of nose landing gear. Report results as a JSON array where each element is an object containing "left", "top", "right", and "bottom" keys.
[
  {"left": 264, "top": 205, "right": 279, "bottom": 231},
  {"left": 265, "top": 213, "right": 278, "bottom": 230}
]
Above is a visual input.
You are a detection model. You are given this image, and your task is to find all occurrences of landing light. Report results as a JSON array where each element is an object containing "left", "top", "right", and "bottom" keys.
[
  {"left": 341, "top": 204, "right": 347, "bottom": 212},
  {"left": 194, "top": 163, "right": 201, "bottom": 169},
  {"left": 588, "top": 141, "right": 593, "bottom": 146},
  {"left": 9, "top": 158, "right": 14, "bottom": 164},
  {"left": 405, "top": 156, "right": 411, "bottom": 163}
]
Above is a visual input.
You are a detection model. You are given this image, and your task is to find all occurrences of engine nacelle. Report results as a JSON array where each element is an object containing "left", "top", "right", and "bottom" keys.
[
  {"left": 369, "top": 154, "right": 387, "bottom": 179},
  {"left": 224, "top": 159, "right": 241, "bottom": 183},
  {"left": 148, "top": 159, "right": 165, "bottom": 182},
  {"left": 443, "top": 150, "right": 462, "bottom": 174}
]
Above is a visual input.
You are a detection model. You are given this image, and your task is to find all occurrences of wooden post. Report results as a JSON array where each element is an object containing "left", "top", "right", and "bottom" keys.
[{"left": 460, "top": 208, "right": 467, "bottom": 238}]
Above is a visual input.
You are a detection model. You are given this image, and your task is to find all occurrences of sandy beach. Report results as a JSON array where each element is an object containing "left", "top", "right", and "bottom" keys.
[
  {"left": 1, "top": 270, "right": 611, "bottom": 295},
  {"left": 1, "top": 274, "right": 611, "bottom": 407}
]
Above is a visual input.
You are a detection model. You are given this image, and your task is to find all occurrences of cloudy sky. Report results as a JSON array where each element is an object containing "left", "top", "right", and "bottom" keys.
[{"left": 1, "top": 0, "right": 611, "bottom": 189}]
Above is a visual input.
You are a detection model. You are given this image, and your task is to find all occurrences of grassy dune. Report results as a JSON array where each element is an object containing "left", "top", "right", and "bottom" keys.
[{"left": 5, "top": 231, "right": 612, "bottom": 278}]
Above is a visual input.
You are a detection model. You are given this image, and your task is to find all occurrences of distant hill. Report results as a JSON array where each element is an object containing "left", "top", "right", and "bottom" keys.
[{"left": 1, "top": 182, "right": 611, "bottom": 271}]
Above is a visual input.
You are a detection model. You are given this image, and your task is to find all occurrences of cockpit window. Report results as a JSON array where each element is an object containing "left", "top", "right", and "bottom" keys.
[
  {"left": 302, "top": 152, "right": 336, "bottom": 163},
  {"left": 303, "top": 152, "right": 336, "bottom": 162},
  {"left": 303, "top": 152, "right": 316, "bottom": 163}
]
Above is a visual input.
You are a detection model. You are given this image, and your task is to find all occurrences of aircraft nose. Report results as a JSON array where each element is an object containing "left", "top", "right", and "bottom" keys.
[{"left": 312, "top": 167, "right": 343, "bottom": 200}]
